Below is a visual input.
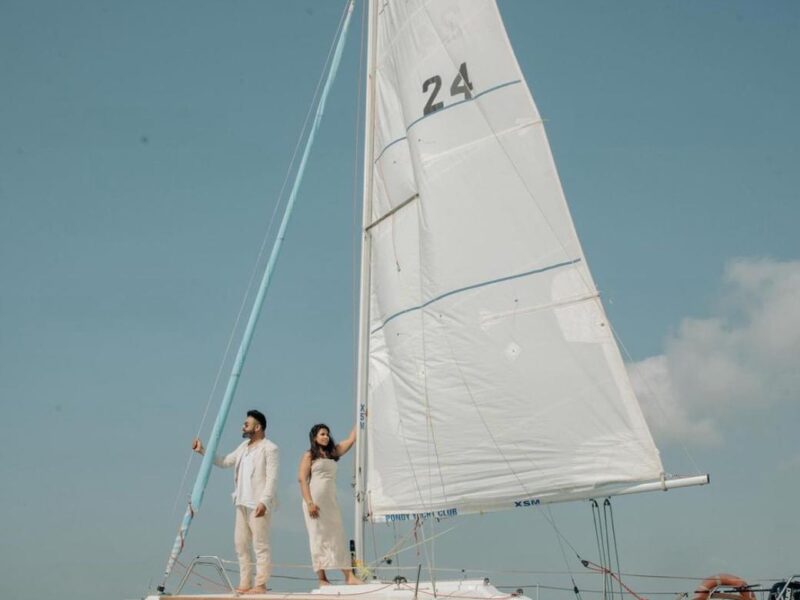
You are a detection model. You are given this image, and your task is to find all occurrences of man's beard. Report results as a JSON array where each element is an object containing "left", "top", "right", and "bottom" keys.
[{"left": 241, "top": 430, "right": 252, "bottom": 439}]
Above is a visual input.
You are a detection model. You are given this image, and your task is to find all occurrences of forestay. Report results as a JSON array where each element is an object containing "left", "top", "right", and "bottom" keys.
[{"left": 363, "top": 0, "right": 663, "bottom": 521}]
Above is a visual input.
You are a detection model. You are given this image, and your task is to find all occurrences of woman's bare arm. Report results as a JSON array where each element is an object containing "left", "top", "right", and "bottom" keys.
[
  {"left": 297, "top": 451, "right": 319, "bottom": 518},
  {"left": 335, "top": 426, "right": 357, "bottom": 457}
]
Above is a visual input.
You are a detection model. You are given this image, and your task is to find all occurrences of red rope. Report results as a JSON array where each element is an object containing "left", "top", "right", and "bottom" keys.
[{"left": 582, "top": 560, "right": 648, "bottom": 600}]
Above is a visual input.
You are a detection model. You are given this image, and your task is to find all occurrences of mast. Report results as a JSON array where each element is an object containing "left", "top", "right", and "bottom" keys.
[
  {"left": 353, "top": 0, "right": 378, "bottom": 567},
  {"left": 157, "top": 2, "right": 355, "bottom": 591}
]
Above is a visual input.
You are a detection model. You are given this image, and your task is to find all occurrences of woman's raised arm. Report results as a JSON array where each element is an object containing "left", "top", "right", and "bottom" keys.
[{"left": 335, "top": 426, "right": 357, "bottom": 457}]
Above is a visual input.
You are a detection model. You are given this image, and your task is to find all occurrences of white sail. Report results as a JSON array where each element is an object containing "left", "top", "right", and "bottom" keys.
[{"left": 363, "top": 0, "right": 664, "bottom": 521}]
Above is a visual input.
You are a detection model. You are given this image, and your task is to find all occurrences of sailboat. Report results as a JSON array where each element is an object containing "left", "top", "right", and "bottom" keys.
[{"left": 147, "top": 0, "right": 711, "bottom": 597}]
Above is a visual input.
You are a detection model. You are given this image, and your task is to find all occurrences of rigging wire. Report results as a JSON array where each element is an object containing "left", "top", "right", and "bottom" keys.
[
  {"left": 183, "top": 555, "right": 777, "bottom": 586},
  {"left": 590, "top": 500, "right": 608, "bottom": 600},
  {"left": 370, "top": 518, "right": 380, "bottom": 577},
  {"left": 436, "top": 317, "right": 586, "bottom": 564},
  {"left": 601, "top": 503, "right": 613, "bottom": 600},
  {"left": 393, "top": 521, "right": 402, "bottom": 578},
  {"left": 379, "top": 521, "right": 458, "bottom": 566},
  {"left": 352, "top": 0, "right": 367, "bottom": 361},
  {"left": 610, "top": 325, "right": 703, "bottom": 476},
  {"left": 546, "top": 505, "right": 584, "bottom": 600},
  {"left": 580, "top": 560, "right": 648, "bottom": 600},
  {"left": 175, "top": 555, "right": 781, "bottom": 599},
  {"left": 407, "top": 75, "right": 450, "bottom": 588},
  {"left": 166, "top": 0, "right": 353, "bottom": 523},
  {"left": 590, "top": 498, "right": 639, "bottom": 600},
  {"left": 604, "top": 499, "right": 625, "bottom": 600},
  {"left": 435, "top": 302, "right": 592, "bottom": 590}
]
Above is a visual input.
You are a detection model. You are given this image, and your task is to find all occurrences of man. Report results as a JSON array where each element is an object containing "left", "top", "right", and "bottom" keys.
[{"left": 192, "top": 409, "right": 279, "bottom": 594}]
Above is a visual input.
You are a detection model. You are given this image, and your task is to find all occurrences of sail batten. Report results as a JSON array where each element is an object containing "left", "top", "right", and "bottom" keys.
[
  {"left": 366, "top": 193, "right": 419, "bottom": 231},
  {"left": 362, "top": 0, "right": 665, "bottom": 522}
]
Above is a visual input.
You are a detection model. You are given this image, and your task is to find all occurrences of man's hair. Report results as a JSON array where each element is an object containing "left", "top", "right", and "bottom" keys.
[{"left": 247, "top": 409, "right": 267, "bottom": 431}]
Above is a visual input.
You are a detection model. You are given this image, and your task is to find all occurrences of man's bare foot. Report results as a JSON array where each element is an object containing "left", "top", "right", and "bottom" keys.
[
  {"left": 345, "top": 575, "right": 362, "bottom": 585},
  {"left": 245, "top": 585, "right": 267, "bottom": 595},
  {"left": 235, "top": 586, "right": 251, "bottom": 594}
]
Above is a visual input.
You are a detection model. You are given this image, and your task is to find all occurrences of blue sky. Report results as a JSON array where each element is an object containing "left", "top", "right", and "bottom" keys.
[{"left": 1, "top": 2, "right": 798, "bottom": 599}]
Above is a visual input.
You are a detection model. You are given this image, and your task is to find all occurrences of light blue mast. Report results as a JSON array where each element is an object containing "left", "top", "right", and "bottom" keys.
[{"left": 158, "top": 1, "right": 355, "bottom": 592}]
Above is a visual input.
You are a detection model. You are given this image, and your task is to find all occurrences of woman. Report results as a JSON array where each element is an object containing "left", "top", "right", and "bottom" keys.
[{"left": 297, "top": 424, "right": 361, "bottom": 586}]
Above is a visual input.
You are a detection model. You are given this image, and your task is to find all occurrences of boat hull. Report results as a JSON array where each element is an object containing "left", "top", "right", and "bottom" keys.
[{"left": 145, "top": 579, "right": 527, "bottom": 600}]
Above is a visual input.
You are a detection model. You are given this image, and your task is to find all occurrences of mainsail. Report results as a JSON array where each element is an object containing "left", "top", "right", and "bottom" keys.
[{"left": 361, "top": 0, "right": 665, "bottom": 521}]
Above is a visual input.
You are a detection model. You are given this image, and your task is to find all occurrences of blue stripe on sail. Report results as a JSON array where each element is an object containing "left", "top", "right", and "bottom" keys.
[
  {"left": 374, "top": 135, "right": 408, "bottom": 163},
  {"left": 371, "top": 258, "right": 582, "bottom": 334},
  {"left": 406, "top": 79, "right": 522, "bottom": 131},
  {"left": 373, "top": 79, "right": 522, "bottom": 164}
]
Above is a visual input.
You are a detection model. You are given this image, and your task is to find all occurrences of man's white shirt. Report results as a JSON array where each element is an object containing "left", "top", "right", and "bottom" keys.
[{"left": 234, "top": 445, "right": 257, "bottom": 508}]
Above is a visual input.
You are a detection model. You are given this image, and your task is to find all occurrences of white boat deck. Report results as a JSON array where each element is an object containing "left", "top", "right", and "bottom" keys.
[{"left": 145, "top": 579, "right": 526, "bottom": 600}]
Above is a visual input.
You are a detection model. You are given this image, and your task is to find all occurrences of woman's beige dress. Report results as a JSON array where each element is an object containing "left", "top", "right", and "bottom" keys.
[{"left": 302, "top": 458, "right": 350, "bottom": 570}]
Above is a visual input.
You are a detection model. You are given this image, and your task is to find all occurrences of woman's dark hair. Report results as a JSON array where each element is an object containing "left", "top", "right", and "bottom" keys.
[{"left": 308, "top": 423, "right": 339, "bottom": 462}]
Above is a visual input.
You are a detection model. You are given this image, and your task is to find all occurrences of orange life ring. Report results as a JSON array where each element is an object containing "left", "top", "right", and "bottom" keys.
[{"left": 694, "top": 574, "right": 755, "bottom": 600}]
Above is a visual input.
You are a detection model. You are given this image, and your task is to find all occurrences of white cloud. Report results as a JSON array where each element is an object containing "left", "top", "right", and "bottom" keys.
[{"left": 628, "top": 257, "right": 800, "bottom": 445}]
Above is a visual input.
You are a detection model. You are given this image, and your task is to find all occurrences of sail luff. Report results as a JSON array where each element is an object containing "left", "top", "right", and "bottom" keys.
[
  {"left": 353, "top": 0, "right": 379, "bottom": 566},
  {"left": 157, "top": 3, "right": 355, "bottom": 590}
]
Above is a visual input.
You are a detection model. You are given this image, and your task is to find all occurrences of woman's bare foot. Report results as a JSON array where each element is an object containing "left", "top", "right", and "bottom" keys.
[{"left": 340, "top": 569, "right": 362, "bottom": 585}]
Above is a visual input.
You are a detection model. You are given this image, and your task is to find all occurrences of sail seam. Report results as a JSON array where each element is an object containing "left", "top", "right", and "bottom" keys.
[
  {"left": 371, "top": 258, "right": 582, "bottom": 334},
  {"left": 372, "top": 79, "right": 522, "bottom": 164}
]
